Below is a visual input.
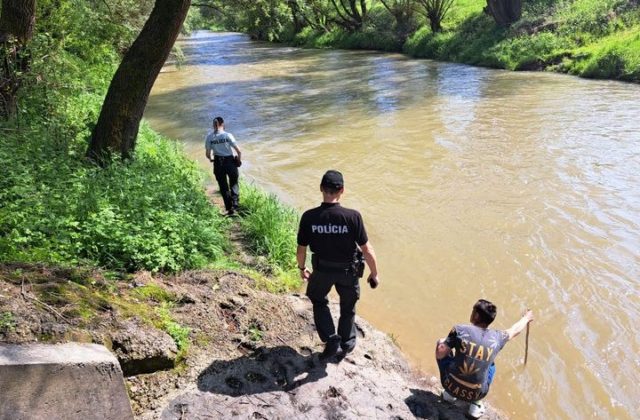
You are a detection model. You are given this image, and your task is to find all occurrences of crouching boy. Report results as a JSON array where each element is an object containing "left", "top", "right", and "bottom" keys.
[{"left": 435, "top": 299, "right": 534, "bottom": 418}]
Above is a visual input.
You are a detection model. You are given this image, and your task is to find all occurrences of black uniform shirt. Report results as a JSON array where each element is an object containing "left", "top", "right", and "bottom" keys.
[{"left": 297, "top": 202, "right": 368, "bottom": 263}]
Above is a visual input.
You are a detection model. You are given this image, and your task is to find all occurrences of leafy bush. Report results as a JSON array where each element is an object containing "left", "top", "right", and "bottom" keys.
[
  {"left": 1, "top": 0, "right": 229, "bottom": 272},
  {"left": 0, "top": 312, "right": 17, "bottom": 334},
  {"left": 293, "top": 26, "right": 401, "bottom": 51},
  {"left": 0, "top": 124, "right": 228, "bottom": 272}
]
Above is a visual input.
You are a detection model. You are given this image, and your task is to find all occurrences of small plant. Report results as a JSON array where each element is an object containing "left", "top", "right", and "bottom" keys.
[
  {"left": 247, "top": 323, "right": 264, "bottom": 342},
  {"left": 156, "top": 303, "right": 191, "bottom": 356},
  {"left": 388, "top": 332, "right": 402, "bottom": 349},
  {"left": 0, "top": 312, "right": 17, "bottom": 334}
]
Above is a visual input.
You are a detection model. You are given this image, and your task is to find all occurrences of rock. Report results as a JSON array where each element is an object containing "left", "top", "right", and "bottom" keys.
[
  {"left": 230, "top": 296, "right": 245, "bottom": 307},
  {"left": 131, "top": 271, "right": 153, "bottom": 288},
  {"left": 177, "top": 293, "right": 196, "bottom": 304},
  {"left": 112, "top": 320, "right": 178, "bottom": 376},
  {"left": 0, "top": 342, "right": 134, "bottom": 419}
]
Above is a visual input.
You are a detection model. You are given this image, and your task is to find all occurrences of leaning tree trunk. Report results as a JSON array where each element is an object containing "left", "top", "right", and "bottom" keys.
[
  {"left": 485, "top": 0, "right": 522, "bottom": 27},
  {"left": 287, "top": 0, "right": 305, "bottom": 34},
  {"left": 0, "top": 0, "right": 36, "bottom": 119},
  {"left": 86, "top": 0, "right": 191, "bottom": 163}
]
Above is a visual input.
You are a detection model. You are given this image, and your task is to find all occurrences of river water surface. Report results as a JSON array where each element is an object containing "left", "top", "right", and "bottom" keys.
[{"left": 146, "top": 32, "right": 640, "bottom": 419}]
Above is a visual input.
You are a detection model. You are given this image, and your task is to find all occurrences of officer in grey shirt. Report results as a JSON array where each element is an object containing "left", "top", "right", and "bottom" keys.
[
  {"left": 205, "top": 116, "right": 242, "bottom": 215},
  {"left": 435, "top": 299, "right": 534, "bottom": 418}
]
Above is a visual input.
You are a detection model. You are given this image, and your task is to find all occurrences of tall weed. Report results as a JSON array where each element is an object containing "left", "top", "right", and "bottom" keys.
[{"left": 238, "top": 182, "right": 299, "bottom": 273}]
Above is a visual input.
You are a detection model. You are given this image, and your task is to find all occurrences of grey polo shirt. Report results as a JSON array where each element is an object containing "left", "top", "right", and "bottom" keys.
[{"left": 205, "top": 130, "right": 237, "bottom": 157}]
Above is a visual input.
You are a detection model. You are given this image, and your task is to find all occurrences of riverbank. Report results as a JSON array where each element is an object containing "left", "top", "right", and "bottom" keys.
[
  {"left": 0, "top": 261, "right": 505, "bottom": 419},
  {"left": 228, "top": 0, "right": 640, "bottom": 83}
]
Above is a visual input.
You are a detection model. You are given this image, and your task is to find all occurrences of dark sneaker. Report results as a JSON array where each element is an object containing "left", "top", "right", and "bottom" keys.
[{"left": 320, "top": 336, "right": 341, "bottom": 360}]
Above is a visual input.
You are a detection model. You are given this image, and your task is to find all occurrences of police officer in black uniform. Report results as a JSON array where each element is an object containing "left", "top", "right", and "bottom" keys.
[{"left": 296, "top": 170, "right": 380, "bottom": 359}]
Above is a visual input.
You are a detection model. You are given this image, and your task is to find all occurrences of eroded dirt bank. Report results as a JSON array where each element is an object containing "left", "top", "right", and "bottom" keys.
[{"left": 0, "top": 265, "right": 504, "bottom": 419}]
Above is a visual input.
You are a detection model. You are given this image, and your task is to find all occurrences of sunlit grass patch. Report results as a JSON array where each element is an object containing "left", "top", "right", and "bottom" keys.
[
  {"left": 570, "top": 27, "right": 640, "bottom": 81},
  {"left": 238, "top": 182, "right": 299, "bottom": 273}
]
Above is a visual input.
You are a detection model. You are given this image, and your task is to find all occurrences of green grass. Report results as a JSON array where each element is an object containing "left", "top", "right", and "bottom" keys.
[
  {"left": 238, "top": 182, "right": 300, "bottom": 274},
  {"left": 568, "top": 26, "right": 640, "bottom": 81},
  {"left": 132, "top": 283, "right": 178, "bottom": 303},
  {"left": 0, "top": 123, "right": 229, "bottom": 272},
  {"left": 1, "top": 0, "right": 232, "bottom": 273},
  {"left": 293, "top": 26, "right": 402, "bottom": 51},
  {"left": 406, "top": 0, "right": 640, "bottom": 81},
  {"left": 156, "top": 302, "right": 191, "bottom": 361},
  {"left": 0, "top": 312, "right": 17, "bottom": 333}
]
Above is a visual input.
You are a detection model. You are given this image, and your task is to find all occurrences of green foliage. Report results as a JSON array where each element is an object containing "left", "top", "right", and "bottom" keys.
[
  {"left": 0, "top": 0, "right": 230, "bottom": 272},
  {"left": 80, "top": 128, "right": 228, "bottom": 272},
  {"left": 0, "top": 123, "right": 229, "bottom": 272},
  {"left": 569, "top": 27, "right": 640, "bottom": 81},
  {"left": 0, "top": 312, "right": 17, "bottom": 333},
  {"left": 133, "top": 283, "right": 178, "bottom": 303},
  {"left": 238, "top": 182, "right": 299, "bottom": 273},
  {"left": 379, "top": 0, "right": 420, "bottom": 41},
  {"left": 416, "top": 0, "right": 456, "bottom": 32},
  {"left": 211, "top": 0, "right": 640, "bottom": 82},
  {"left": 403, "top": 0, "right": 640, "bottom": 80},
  {"left": 247, "top": 322, "right": 264, "bottom": 342},
  {"left": 220, "top": 0, "right": 294, "bottom": 41},
  {"left": 156, "top": 303, "right": 191, "bottom": 356},
  {"left": 293, "top": 26, "right": 401, "bottom": 51},
  {"left": 486, "top": 32, "right": 573, "bottom": 70}
]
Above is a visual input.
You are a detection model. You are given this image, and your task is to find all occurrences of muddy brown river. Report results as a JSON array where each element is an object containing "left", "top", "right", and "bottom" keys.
[{"left": 146, "top": 32, "right": 640, "bottom": 419}]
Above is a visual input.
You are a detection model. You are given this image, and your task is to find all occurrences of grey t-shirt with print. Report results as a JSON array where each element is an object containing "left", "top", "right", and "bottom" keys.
[
  {"left": 442, "top": 324, "right": 509, "bottom": 401},
  {"left": 205, "top": 130, "right": 237, "bottom": 157}
]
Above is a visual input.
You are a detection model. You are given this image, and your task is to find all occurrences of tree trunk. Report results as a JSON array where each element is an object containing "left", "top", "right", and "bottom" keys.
[
  {"left": 485, "top": 0, "right": 522, "bottom": 27},
  {"left": 287, "top": 0, "right": 305, "bottom": 34},
  {"left": 86, "top": 0, "right": 191, "bottom": 163},
  {"left": 0, "top": 0, "right": 36, "bottom": 119},
  {"left": 429, "top": 18, "right": 442, "bottom": 33},
  {"left": 0, "top": 0, "right": 36, "bottom": 43}
]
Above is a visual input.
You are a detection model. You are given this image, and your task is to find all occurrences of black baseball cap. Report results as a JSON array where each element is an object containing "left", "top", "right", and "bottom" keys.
[{"left": 321, "top": 170, "right": 344, "bottom": 189}]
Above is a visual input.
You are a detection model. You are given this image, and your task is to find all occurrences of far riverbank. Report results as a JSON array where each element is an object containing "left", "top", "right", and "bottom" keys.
[{"left": 202, "top": 0, "right": 640, "bottom": 83}]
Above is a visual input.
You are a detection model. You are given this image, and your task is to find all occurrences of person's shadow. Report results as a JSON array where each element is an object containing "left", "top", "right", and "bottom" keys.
[
  {"left": 197, "top": 345, "right": 328, "bottom": 396},
  {"left": 405, "top": 388, "right": 471, "bottom": 419}
]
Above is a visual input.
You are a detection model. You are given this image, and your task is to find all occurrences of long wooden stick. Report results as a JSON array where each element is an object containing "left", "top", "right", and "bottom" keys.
[{"left": 524, "top": 323, "right": 530, "bottom": 366}]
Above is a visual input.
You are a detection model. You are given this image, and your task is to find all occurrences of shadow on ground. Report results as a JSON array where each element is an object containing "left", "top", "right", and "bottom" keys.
[
  {"left": 406, "top": 387, "right": 474, "bottom": 419},
  {"left": 197, "top": 345, "right": 328, "bottom": 396}
]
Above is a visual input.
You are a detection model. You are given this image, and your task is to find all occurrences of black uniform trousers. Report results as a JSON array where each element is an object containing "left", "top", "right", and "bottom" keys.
[
  {"left": 306, "top": 269, "right": 360, "bottom": 350},
  {"left": 213, "top": 156, "right": 239, "bottom": 211}
]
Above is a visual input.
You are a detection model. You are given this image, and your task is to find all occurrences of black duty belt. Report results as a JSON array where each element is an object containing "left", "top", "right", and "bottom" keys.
[
  {"left": 214, "top": 155, "right": 234, "bottom": 161},
  {"left": 312, "top": 255, "right": 351, "bottom": 272}
]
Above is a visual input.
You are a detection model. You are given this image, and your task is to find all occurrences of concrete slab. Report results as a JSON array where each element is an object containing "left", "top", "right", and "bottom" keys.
[{"left": 0, "top": 342, "right": 134, "bottom": 420}]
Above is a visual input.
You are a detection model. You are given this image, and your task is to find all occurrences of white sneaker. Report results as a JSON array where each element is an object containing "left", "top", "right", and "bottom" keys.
[
  {"left": 441, "top": 390, "right": 457, "bottom": 403},
  {"left": 468, "top": 400, "right": 486, "bottom": 418}
]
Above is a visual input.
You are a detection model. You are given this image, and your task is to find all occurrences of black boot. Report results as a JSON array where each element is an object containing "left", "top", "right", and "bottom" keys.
[{"left": 320, "top": 335, "right": 341, "bottom": 360}]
